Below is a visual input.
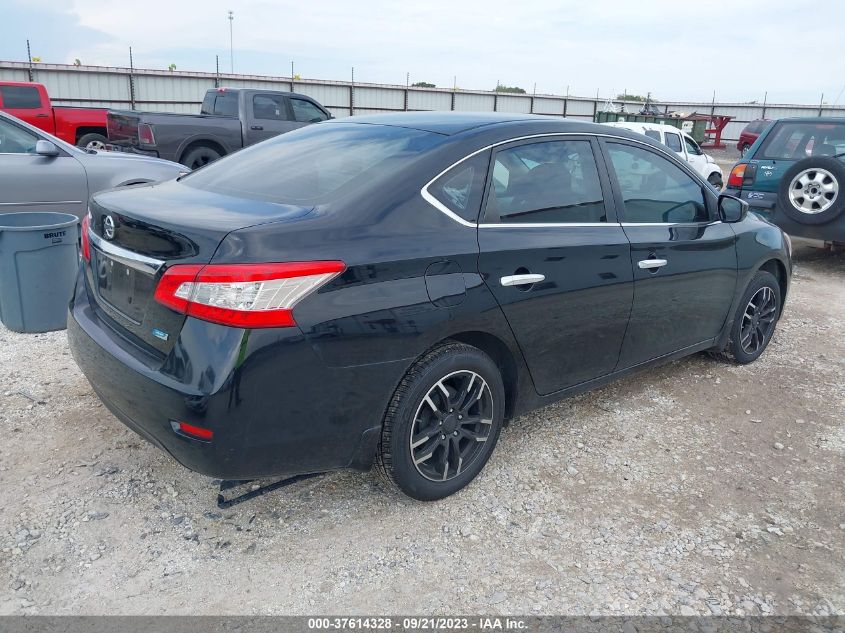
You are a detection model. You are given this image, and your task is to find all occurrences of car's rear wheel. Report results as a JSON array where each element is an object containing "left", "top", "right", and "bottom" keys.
[
  {"left": 182, "top": 145, "right": 222, "bottom": 170},
  {"left": 711, "top": 271, "right": 781, "bottom": 364},
  {"left": 378, "top": 341, "right": 505, "bottom": 501},
  {"left": 740, "top": 144, "right": 751, "bottom": 157},
  {"left": 77, "top": 133, "right": 108, "bottom": 151},
  {"left": 778, "top": 156, "right": 845, "bottom": 225}
]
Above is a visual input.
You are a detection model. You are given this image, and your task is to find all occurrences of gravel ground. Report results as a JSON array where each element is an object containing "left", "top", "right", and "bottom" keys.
[{"left": 0, "top": 242, "right": 843, "bottom": 616}]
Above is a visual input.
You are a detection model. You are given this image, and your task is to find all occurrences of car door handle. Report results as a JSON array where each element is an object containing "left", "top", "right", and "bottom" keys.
[
  {"left": 500, "top": 273, "right": 545, "bottom": 287},
  {"left": 250, "top": 125, "right": 264, "bottom": 130},
  {"left": 638, "top": 258, "right": 668, "bottom": 270}
]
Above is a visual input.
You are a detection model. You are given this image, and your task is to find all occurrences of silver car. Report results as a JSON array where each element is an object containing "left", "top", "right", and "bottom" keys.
[{"left": 0, "top": 111, "right": 185, "bottom": 218}]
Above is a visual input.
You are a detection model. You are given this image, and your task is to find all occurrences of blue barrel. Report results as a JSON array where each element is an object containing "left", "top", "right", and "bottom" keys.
[{"left": 0, "top": 212, "right": 80, "bottom": 333}]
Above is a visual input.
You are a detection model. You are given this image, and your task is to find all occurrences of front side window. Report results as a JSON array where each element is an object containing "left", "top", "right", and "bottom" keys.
[
  {"left": 0, "top": 86, "right": 42, "bottom": 109},
  {"left": 428, "top": 152, "right": 489, "bottom": 223},
  {"left": 664, "top": 132, "right": 682, "bottom": 152},
  {"left": 484, "top": 139, "right": 606, "bottom": 224},
  {"left": 252, "top": 94, "right": 288, "bottom": 121},
  {"left": 0, "top": 118, "right": 39, "bottom": 153},
  {"left": 606, "top": 142, "right": 708, "bottom": 223},
  {"left": 291, "top": 99, "right": 328, "bottom": 123}
]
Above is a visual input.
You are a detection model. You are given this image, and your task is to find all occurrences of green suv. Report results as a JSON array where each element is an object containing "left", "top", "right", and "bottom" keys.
[{"left": 726, "top": 118, "right": 845, "bottom": 245}]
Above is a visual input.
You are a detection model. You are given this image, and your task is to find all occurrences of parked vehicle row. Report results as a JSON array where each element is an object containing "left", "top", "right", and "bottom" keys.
[
  {"left": 67, "top": 113, "right": 791, "bottom": 501},
  {"left": 0, "top": 81, "right": 109, "bottom": 150},
  {"left": 727, "top": 117, "right": 845, "bottom": 246},
  {"left": 0, "top": 111, "right": 185, "bottom": 218},
  {"left": 106, "top": 88, "right": 332, "bottom": 169}
]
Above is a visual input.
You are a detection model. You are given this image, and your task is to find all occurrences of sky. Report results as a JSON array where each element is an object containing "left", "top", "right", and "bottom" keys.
[{"left": 1, "top": 0, "right": 843, "bottom": 105}]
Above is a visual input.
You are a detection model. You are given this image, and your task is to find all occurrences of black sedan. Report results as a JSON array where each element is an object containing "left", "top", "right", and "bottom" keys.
[{"left": 68, "top": 113, "right": 792, "bottom": 501}]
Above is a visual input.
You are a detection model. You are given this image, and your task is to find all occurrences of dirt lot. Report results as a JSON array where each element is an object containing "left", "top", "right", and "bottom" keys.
[{"left": 0, "top": 242, "right": 843, "bottom": 616}]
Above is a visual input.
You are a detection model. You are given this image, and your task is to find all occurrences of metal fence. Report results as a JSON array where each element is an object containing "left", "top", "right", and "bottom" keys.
[{"left": 2, "top": 59, "right": 842, "bottom": 143}]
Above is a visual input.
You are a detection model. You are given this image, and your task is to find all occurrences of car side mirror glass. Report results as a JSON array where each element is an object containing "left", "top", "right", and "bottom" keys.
[
  {"left": 35, "top": 140, "right": 60, "bottom": 156},
  {"left": 718, "top": 193, "right": 748, "bottom": 223}
]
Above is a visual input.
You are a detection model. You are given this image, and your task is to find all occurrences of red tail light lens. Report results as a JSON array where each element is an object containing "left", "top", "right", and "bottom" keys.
[
  {"left": 138, "top": 123, "right": 155, "bottom": 145},
  {"left": 728, "top": 164, "right": 746, "bottom": 188},
  {"left": 171, "top": 420, "right": 213, "bottom": 441},
  {"left": 154, "top": 261, "right": 346, "bottom": 328},
  {"left": 81, "top": 213, "right": 91, "bottom": 261}
]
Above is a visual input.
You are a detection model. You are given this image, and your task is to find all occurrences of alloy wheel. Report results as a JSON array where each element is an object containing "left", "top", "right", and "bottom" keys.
[
  {"left": 86, "top": 139, "right": 107, "bottom": 150},
  {"left": 740, "top": 286, "right": 778, "bottom": 355},
  {"left": 788, "top": 168, "right": 838, "bottom": 214},
  {"left": 410, "top": 370, "right": 494, "bottom": 482}
]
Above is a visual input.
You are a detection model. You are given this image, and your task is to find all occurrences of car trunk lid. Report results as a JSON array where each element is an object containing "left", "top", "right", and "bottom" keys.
[{"left": 86, "top": 179, "right": 314, "bottom": 355}]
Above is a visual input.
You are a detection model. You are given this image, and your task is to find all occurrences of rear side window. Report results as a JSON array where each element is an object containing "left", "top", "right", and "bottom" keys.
[
  {"left": 428, "top": 152, "right": 490, "bottom": 223},
  {"left": 253, "top": 94, "right": 288, "bottom": 121},
  {"left": 484, "top": 139, "right": 607, "bottom": 224},
  {"left": 664, "top": 132, "right": 682, "bottom": 152},
  {"left": 605, "top": 142, "right": 708, "bottom": 223},
  {"left": 644, "top": 130, "right": 661, "bottom": 142},
  {"left": 200, "top": 91, "right": 239, "bottom": 117},
  {"left": 0, "top": 86, "right": 42, "bottom": 109},
  {"left": 291, "top": 99, "right": 328, "bottom": 123}
]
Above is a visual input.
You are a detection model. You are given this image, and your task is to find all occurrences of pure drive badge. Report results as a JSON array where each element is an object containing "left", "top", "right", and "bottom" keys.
[{"left": 151, "top": 328, "right": 169, "bottom": 341}]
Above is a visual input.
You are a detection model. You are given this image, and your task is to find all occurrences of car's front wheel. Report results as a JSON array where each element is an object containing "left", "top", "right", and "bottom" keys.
[
  {"left": 712, "top": 271, "right": 782, "bottom": 364},
  {"left": 378, "top": 342, "right": 505, "bottom": 501}
]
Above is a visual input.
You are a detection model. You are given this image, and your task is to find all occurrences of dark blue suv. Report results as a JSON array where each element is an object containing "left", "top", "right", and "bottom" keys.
[{"left": 726, "top": 118, "right": 845, "bottom": 246}]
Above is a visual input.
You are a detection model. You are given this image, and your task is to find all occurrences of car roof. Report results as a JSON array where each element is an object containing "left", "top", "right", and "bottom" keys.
[
  {"left": 775, "top": 117, "right": 845, "bottom": 123},
  {"left": 327, "top": 111, "right": 652, "bottom": 138},
  {"left": 606, "top": 121, "right": 689, "bottom": 135}
]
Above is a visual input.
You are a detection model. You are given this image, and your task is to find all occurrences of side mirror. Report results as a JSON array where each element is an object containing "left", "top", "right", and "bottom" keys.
[
  {"left": 718, "top": 193, "right": 748, "bottom": 223},
  {"left": 35, "top": 140, "right": 60, "bottom": 156}
]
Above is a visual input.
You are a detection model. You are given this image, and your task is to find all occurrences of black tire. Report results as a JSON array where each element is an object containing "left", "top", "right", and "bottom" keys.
[
  {"left": 708, "top": 173, "right": 723, "bottom": 191},
  {"left": 76, "top": 132, "right": 108, "bottom": 150},
  {"left": 711, "top": 271, "right": 781, "bottom": 364},
  {"left": 778, "top": 156, "right": 845, "bottom": 225},
  {"left": 181, "top": 145, "right": 221, "bottom": 170},
  {"left": 378, "top": 341, "right": 505, "bottom": 501}
]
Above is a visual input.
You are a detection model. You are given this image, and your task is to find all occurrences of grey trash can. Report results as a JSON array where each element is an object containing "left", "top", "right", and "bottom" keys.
[{"left": 0, "top": 212, "right": 80, "bottom": 333}]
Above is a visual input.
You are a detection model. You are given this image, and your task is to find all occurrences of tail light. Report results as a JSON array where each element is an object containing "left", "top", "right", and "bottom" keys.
[
  {"left": 138, "top": 123, "right": 155, "bottom": 145},
  {"left": 153, "top": 261, "right": 346, "bottom": 328},
  {"left": 170, "top": 420, "right": 213, "bottom": 441},
  {"left": 81, "top": 213, "right": 91, "bottom": 261},
  {"left": 728, "top": 164, "right": 746, "bottom": 188}
]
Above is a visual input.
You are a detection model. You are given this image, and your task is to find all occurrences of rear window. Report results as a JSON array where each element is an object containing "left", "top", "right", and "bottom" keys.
[
  {"left": 745, "top": 120, "right": 768, "bottom": 134},
  {"left": 0, "top": 86, "right": 42, "bottom": 109},
  {"left": 759, "top": 121, "right": 845, "bottom": 160},
  {"left": 201, "top": 90, "right": 239, "bottom": 117},
  {"left": 644, "top": 130, "right": 661, "bottom": 142},
  {"left": 182, "top": 122, "right": 445, "bottom": 203}
]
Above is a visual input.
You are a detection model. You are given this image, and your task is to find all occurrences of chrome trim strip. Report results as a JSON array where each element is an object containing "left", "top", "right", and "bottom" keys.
[
  {"left": 88, "top": 229, "right": 164, "bottom": 275},
  {"left": 420, "top": 131, "right": 713, "bottom": 229},
  {"left": 0, "top": 200, "right": 82, "bottom": 206}
]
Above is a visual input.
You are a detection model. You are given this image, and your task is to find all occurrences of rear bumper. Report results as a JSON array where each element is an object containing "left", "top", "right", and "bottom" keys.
[
  {"left": 67, "top": 267, "right": 393, "bottom": 480},
  {"left": 728, "top": 187, "right": 845, "bottom": 243}
]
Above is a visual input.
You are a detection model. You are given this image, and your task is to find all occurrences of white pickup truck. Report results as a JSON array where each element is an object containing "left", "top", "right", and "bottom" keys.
[{"left": 606, "top": 121, "right": 723, "bottom": 190}]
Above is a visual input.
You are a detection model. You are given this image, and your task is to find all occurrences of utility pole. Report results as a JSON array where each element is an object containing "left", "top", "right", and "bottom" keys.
[{"left": 228, "top": 10, "right": 234, "bottom": 74}]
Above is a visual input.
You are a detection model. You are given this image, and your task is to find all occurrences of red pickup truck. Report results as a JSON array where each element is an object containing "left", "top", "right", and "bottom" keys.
[{"left": 0, "top": 81, "right": 109, "bottom": 149}]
